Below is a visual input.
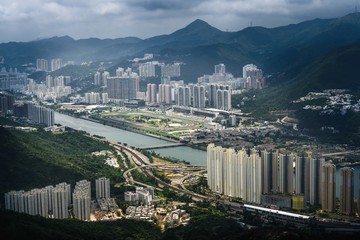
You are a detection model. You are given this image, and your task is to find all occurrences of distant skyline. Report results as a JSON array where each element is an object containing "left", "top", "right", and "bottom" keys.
[{"left": 0, "top": 0, "right": 357, "bottom": 43}]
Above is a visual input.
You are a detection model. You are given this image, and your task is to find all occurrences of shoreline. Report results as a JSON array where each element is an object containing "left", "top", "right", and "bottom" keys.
[
  {"left": 78, "top": 116, "right": 206, "bottom": 152},
  {"left": 82, "top": 115, "right": 180, "bottom": 143},
  {"left": 337, "top": 162, "right": 360, "bottom": 167}
]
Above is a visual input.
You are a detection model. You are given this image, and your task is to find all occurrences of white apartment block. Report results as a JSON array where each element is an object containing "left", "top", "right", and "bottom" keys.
[
  {"left": 50, "top": 59, "right": 63, "bottom": 71},
  {"left": 73, "top": 180, "right": 91, "bottom": 221},
  {"left": 176, "top": 86, "right": 191, "bottom": 107},
  {"left": 146, "top": 83, "right": 157, "bottom": 104},
  {"left": 102, "top": 93, "right": 109, "bottom": 104},
  {"left": 193, "top": 85, "right": 206, "bottom": 108},
  {"left": 94, "top": 71, "right": 101, "bottom": 86},
  {"left": 85, "top": 92, "right": 100, "bottom": 104},
  {"left": 27, "top": 102, "right": 54, "bottom": 126},
  {"left": 158, "top": 84, "right": 172, "bottom": 104},
  {"left": 139, "top": 62, "right": 156, "bottom": 77},
  {"left": 161, "top": 63, "right": 180, "bottom": 77},
  {"left": 207, "top": 144, "right": 262, "bottom": 204},
  {"left": 95, "top": 177, "right": 110, "bottom": 199}
]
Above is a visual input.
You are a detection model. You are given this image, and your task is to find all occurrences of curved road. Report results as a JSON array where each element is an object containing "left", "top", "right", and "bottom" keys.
[{"left": 117, "top": 143, "right": 209, "bottom": 201}]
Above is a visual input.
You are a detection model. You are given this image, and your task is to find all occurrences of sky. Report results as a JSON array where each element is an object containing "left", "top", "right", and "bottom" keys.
[{"left": 0, "top": 0, "right": 356, "bottom": 43}]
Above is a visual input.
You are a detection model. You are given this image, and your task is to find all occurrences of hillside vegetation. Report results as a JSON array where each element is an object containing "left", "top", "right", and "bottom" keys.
[
  {"left": 0, "top": 125, "right": 124, "bottom": 199},
  {"left": 0, "top": 210, "right": 161, "bottom": 240},
  {"left": 232, "top": 42, "right": 360, "bottom": 144}
]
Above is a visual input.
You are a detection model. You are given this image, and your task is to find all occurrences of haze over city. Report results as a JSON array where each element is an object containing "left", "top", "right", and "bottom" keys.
[{"left": 0, "top": 0, "right": 356, "bottom": 43}]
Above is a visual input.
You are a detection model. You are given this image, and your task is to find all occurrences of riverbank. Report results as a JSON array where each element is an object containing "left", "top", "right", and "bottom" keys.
[
  {"left": 85, "top": 115, "right": 180, "bottom": 143},
  {"left": 56, "top": 110, "right": 210, "bottom": 152},
  {"left": 90, "top": 115, "right": 212, "bottom": 152},
  {"left": 55, "top": 112, "right": 208, "bottom": 165},
  {"left": 337, "top": 162, "right": 360, "bottom": 167}
]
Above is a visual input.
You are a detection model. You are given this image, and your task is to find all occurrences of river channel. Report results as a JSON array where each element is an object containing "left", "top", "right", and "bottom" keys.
[
  {"left": 55, "top": 112, "right": 207, "bottom": 165},
  {"left": 55, "top": 112, "right": 359, "bottom": 198}
]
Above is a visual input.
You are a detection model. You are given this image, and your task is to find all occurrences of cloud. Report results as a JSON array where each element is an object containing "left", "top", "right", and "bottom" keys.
[
  {"left": 126, "top": 0, "right": 204, "bottom": 10},
  {"left": 0, "top": 0, "right": 354, "bottom": 43},
  {"left": 96, "top": 2, "right": 125, "bottom": 15}
]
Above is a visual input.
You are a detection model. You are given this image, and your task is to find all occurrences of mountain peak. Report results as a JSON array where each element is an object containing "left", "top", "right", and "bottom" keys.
[
  {"left": 185, "top": 19, "right": 215, "bottom": 30},
  {"left": 170, "top": 19, "right": 222, "bottom": 38}
]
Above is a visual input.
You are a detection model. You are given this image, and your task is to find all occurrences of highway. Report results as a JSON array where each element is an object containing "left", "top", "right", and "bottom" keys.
[
  {"left": 115, "top": 143, "right": 209, "bottom": 201},
  {"left": 321, "top": 149, "right": 360, "bottom": 157},
  {"left": 122, "top": 164, "right": 164, "bottom": 191},
  {"left": 179, "top": 169, "right": 207, "bottom": 190}
]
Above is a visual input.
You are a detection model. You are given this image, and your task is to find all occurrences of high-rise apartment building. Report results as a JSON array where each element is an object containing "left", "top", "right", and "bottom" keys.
[
  {"left": 322, "top": 162, "right": 336, "bottom": 212},
  {"left": 50, "top": 59, "right": 62, "bottom": 71},
  {"left": 193, "top": 85, "right": 205, "bottom": 108},
  {"left": 107, "top": 76, "right": 139, "bottom": 100},
  {"left": 0, "top": 91, "right": 15, "bottom": 114},
  {"left": 295, "top": 155, "right": 310, "bottom": 201},
  {"left": 242, "top": 64, "right": 264, "bottom": 89},
  {"left": 309, "top": 157, "right": 324, "bottom": 205},
  {"left": 102, "top": 93, "right": 109, "bottom": 104},
  {"left": 102, "top": 71, "right": 110, "bottom": 86},
  {"left": 176, "top": 86, "right": 191, "bottom": 107},
  {"left": 94, "top": 71, "right": 101, "bottom": 86},
  {"left": 36, "top": 59, "right": 48, "bottom": 72},
  {"left": 340, "top": 167, "right": 355, "bottom": 215},
  {"left": 146, "top": 83, "right": 157, "bottom": 104},
  {"left": 52, "top": 183, "right": 70, "bottom": 219},
  {"left": 207, "top": 144, "right": 262, "bottom": 204},
  {"left": 95, "top": 177, "right": 110, "bottom": 199},
  {"left": 158, "top": 84, "right": 172, "bottom": 104},
  {"left": 27, "top": 102, "right": 54, "bottom": 126},
  {"left": 261, "top": 150, "right": 273, "bottom": 194},
  {"left": 277, "top": 153, "right": 294, "bottom": 194},
  {"left": 243, "top": 64, "right": 263, "bottom": 79},
  {"left": 5, "top": 181, "right": 95, "bottom": 221},
  {"left": 214, "top": 64, "right": 226, "bottom": 75},
  {"left": 5, "top": 190, "right": 25, "bottom": 212},
  {"left": 139, "top": 62, "right": 156, "bottom": 77},
  {"left": 73, "top": 180, "right": 91, "bottom": 221},
  {"left": 215, "top": 89, "right": 231, "bottom": 111},
  {"left": 208, "top": 84, "right": 231, "bottom": 109},
  {"left": 161, "top": 63, "right": 181, "bottom": 77},
  {"left": 85, "top": 92, "right": 100, "bottom": 104},
  {"left": 46, "top": 75, "right": 54, "bottom": 88},
  {"left": 136, "top": 187, "right": 153, "bottom": 205},
  {"left": 0, "top": 68, "right": 27, "bottom": 89}
]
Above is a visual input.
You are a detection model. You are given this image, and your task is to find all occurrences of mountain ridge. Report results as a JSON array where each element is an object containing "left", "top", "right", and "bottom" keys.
[
  {"left": 1, "top": 13, "right": 360, "bottom": 90},
  {"left": 1, "top": 13, "right": 360, "bottom": 64}
]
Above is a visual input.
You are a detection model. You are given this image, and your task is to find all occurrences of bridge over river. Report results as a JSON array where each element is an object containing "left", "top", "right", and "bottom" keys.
[{"left": 139, "top": 142, "right": 186, "bottom": 150}]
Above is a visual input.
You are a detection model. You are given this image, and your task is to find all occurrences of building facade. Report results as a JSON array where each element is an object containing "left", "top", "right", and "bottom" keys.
[
  {"left": 107, "top": 76, "right": 139, "bottom": 100},
  {"left": 95, "top": 177, "right": 110, "bottom": 199},
  {"left": 322, "top": 162, "right": 336, "bottom": 212},
  {"left": 73, "top": 180, "right": 91, "bottom": 221},
  {"left": 340, "top": 167, "right": 354, "bottom": 215},
  {"left": 193, "top": 85, "right": 206, "bottom": 108},
  {"left": 207, "top": 144, "right": 262, "bottom": 204},
  {"left": 146, "top": 83, "right": 157, "bottom": 104}
]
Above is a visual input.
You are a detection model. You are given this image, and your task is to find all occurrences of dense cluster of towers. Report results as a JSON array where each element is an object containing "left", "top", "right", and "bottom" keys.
[
  {"left": 207, "top": 144, "right": 358, "bottom": 214},
  {"left": 5, "top": 177, "right": 111, "bottom": 221}
]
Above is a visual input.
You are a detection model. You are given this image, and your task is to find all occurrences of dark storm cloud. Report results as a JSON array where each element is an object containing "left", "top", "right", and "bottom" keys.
[
  {"left": 285, "top": 0, "right": 314, "bottom": 4},
  {"left": 126, "top": 0, "right": 204, "bottom": 10},
  {"left": 0, "top": 0, "right": 355, "bottom": 43}
]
